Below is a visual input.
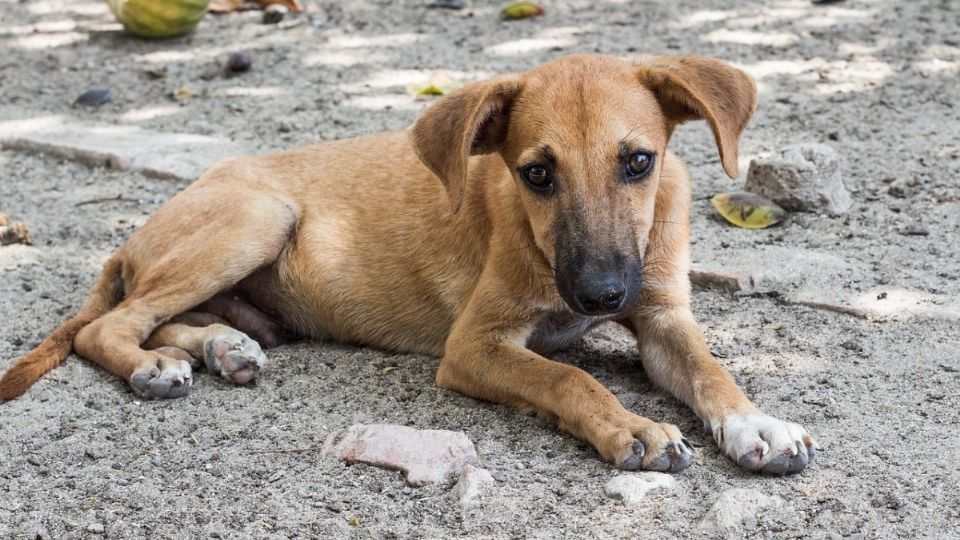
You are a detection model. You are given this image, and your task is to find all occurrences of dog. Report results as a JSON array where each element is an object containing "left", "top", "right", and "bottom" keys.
[{"left": 0, "top": 54, "right": 815, "bottom": 475}]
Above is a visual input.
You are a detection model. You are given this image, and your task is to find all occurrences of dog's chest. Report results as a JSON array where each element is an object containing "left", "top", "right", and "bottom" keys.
[{"left": 526, "top": 310, "right": 609, "bottom": 354}]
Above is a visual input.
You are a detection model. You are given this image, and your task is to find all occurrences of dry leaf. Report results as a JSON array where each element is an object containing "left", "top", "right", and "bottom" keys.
[
  {"left": 173, "top": 86, "right": 194, "bottom": 100},
  {"left": 406, "top": 73, "right": 463, "bottom": 98},
  {"left": 711, "top": 192, "right": 787, "bottom": 229},
  {"left": 209, "top": 0, "right": 302, "bottom": 13},
  {"left": 208, "top": 0, "right": 244, "bottom": 12},
  {"left": 502, "top": 1, "right": 545, "bottom": 20},
  {"left": 711, "top": 191, "right": 786, "bottom": 229},
  {"left": 0, "top": 213, "right": 34, "bottom": 246}
]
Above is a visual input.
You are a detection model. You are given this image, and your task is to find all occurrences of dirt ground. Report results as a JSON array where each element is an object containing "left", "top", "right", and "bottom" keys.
[{"left": 1, "top": 0, "right": 959, "bottom": 538}]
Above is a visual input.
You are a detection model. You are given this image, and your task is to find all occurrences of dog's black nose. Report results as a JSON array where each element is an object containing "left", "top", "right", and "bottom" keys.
[{"left": 575, "top": 276, "right": 626, "bottom": 314}]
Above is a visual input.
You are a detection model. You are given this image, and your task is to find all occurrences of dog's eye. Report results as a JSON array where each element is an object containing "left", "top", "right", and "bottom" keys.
[
  {"left": 521, "top": 165, "right": 553, "bottom": 192},
  {"left": 626, "top": 151, "right": 655, "bottom": 180}
]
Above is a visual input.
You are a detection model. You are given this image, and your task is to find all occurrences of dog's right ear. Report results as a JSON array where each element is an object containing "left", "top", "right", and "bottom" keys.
[{"left": 409, "top": 77, "right": 521, "bottom": 213}]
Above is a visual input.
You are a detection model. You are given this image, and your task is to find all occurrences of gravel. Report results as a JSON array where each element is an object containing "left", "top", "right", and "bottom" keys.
[{"left": 1, "top": 0, "right": 959, "bottom": 538}]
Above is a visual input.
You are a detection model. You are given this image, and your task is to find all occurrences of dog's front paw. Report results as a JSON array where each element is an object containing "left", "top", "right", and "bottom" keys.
[
  {"left": 712, "top": 414, "right": 816, "bottom": 475},
  {"left": 609, "top": 419, "right": 695, "bottom": 473}
]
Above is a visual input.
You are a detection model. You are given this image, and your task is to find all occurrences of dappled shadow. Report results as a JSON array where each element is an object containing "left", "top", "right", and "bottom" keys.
[{"left": 3, "top": 3, "right": 960, "bottom": 536}]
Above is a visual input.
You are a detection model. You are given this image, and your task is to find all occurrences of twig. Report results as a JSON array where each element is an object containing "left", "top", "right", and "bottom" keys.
[
  {"left": 74, "top": 195, "right": 140, "bottom": 207},
  {"left": 250, "top": 446, "right": 323, "bottom": 455},
  {"left": 779, "top": 298, "right": 870, "bottom": 319}
]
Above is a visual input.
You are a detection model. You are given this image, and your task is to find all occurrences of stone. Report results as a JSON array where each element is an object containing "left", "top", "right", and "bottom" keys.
[
  {"left": 745, "top": 143, "right": 851, "bottom": 215},
  {"left": 429, "top": 0, "right": 467, "bottom": 8},
  {"left": 700, "top": 488, "right": 781, "bottom": 531},
  {"left": 604, "top": 472, "right": 676, "bottom": 505},
  {"left": 455, "top": 463, "right": 495, "bottom": 508},
  {"left": 86, "top": 523, "right": 106, "bottom": 534},
  {"left": 322, "top": 424, "right": 478, "bottom": 486},
  {"left": 691, "top": 246, "right": 851, "bottom": 297},
  {"left": 692, "top": 245, "right": 960, "bottom": 322},
  {"left": 0, "top": 109, "right": 250, "bottom": 181},
  {"left": 262, "top": 5, "right": 287, "bottom": 24},
  {"left": 689, "top": 265, "right": 758, "bottom": 293}
]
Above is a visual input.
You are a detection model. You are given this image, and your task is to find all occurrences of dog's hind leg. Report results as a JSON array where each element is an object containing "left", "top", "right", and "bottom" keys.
[{"left": 73, "top": 171, "right": 299, "bottom": 398}]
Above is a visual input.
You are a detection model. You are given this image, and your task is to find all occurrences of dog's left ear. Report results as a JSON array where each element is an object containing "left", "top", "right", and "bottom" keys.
[
  {"left": 635, "top": 55, "right": 758, "bottom": 178},
  {"left": 409, "top": 76, "right": 521, "bottom": 213}
]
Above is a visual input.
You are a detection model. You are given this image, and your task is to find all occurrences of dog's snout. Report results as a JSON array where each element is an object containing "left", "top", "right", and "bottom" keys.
[{"left": 574, "top": 275, "right": 627, "bottom": 315}]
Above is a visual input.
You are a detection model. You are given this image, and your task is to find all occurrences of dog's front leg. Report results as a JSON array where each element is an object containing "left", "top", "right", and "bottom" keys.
[
  {"left": 438, "top": 283, "right": 694, "bottom": 471},
  {"left": 630, "top": 304, "right": 816, "bottom": 474}
]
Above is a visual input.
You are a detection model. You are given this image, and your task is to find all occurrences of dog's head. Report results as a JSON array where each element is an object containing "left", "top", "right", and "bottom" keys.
[{"left": 410, "top": 54, "right": 757, "bottom": 316}]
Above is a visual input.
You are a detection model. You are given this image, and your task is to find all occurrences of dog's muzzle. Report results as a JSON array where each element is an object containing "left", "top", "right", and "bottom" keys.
[{"left": 556, "top": 258, "right": 643, "bottom": 316}]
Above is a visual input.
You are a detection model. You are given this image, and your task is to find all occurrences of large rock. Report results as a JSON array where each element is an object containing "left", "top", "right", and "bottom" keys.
[
  {"left": 322, "top": 423, "right": 479, "bottom": 486},
  {"left": 604, "top": 472, "right": 676, "bottom": 505},
  {"left": 745, "top": 144, "right": 851, "bottom": 215},
  {"left": 691, "top": 246, "right": 960, "bottom": 322},
  {"left": 0, "top": 109, "right": 250, "bottom": 181}
]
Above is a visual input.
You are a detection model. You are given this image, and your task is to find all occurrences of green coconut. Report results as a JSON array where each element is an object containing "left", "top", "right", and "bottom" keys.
[{"left": 108, "top": 0, "right": 210, "bottom": 38}]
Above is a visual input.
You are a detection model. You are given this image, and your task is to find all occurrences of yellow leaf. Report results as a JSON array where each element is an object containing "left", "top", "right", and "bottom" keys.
[
  {"left": 711, "top": 191, "right": 786, "bottom": 229},
  {"left": 406, "top": 73, "right": 463, "bottom": 98},
  {"left": 173, "top": 86, "right": 194, "bottom": 101},
  {"left": 381, "top": 366, "right": 398, "bottom": 374},
  {"left": 347, "top": 518, "right": 360, "bottom": 527},
  {"left": 502, "top": 1, "right": 545, "bottom": 19}
]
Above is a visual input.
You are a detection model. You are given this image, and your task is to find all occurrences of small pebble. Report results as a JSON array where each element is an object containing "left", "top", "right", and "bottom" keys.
[
  {"left": 310, "top": 9, "right": 329, "bottom": 27},
  {"left": 87, "top": 523, "right": 105, "bottom": 534},
  {"left": 226, "top": 52, "right": 253, "bottom": 74},
  {"left": 263, "top": 4, "right": 287, "bottom": 24},
  {"left": 145, "top": 66, "right": 168, "bottom": 79},
  {"left": 898, "top": 224, "right": 929, "bottom": 236},
  {"left": 604, "top": 473, "right": 676, "bottom": 505},
  {"left": 429, "top": 0, "right": 466, "bottom": 8},
  {"left": 73, "top": 88, "right": 111, "bottom": 108}
]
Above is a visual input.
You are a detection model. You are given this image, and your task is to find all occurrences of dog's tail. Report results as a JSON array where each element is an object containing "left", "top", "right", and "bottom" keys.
[{"left": 0, "top": 258, "right": 124, "bottom": 401}]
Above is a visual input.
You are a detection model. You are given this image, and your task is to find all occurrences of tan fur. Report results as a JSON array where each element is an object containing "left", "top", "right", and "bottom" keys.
[{"left": 0, "top": 54, "right": 813, "bottom": 473}]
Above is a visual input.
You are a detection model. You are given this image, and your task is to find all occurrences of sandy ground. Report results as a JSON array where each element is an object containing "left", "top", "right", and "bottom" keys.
[{"left": 1, "top": 0, "right": 959, "bottom": 538}]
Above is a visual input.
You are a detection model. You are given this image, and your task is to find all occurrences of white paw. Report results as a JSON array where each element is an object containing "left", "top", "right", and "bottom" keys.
[
  {"left": 712, "top": 414, "right": 816, "bottom": 475},
  {"left": 130, "top": 356, "right": 194, "bottom": 399}
]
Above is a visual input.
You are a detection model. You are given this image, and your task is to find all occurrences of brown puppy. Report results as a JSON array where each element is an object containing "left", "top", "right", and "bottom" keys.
[{"left": 0, "top": 54, "right": 815, "bottom": 475}]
